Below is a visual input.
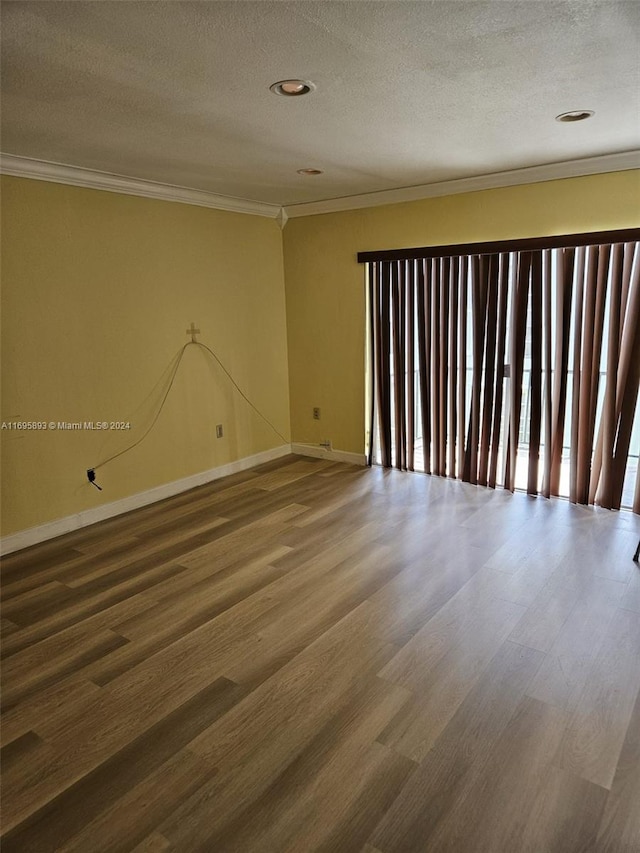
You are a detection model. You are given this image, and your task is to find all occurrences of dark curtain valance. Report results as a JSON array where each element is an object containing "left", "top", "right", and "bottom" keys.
[{"left": 358, "top": 228, "right": 640, "bottom": 264}]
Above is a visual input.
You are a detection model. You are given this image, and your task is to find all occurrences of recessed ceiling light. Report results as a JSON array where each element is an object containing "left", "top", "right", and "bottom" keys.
[
  {"left": 555, "top": 110, "right": 595, "bottom": 122},
  {"left": 270, "top": 79, "right": 316, "bottom": 97},
  {"left": 297, "top": 168, "right": 323, "bottom": 176}
]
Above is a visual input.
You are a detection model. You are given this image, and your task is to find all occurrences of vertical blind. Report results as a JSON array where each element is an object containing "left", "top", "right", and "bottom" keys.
[{"left": 362, "top": 231, "right": 640, "bottom": 513}]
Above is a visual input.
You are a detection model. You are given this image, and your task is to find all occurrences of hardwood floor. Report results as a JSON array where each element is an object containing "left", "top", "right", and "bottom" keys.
[{"left": 1, "top": 454, "right": 639, "bottom": 852}]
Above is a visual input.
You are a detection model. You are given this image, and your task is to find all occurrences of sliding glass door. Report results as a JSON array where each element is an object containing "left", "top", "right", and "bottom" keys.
[{"left": 365, "top": 234, "right": 640, "bottom": 513}]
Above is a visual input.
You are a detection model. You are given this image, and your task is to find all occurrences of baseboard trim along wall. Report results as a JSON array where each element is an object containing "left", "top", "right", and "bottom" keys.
[
  {"left": 0, "top": 443, "right": 366, "bottom": 554},
  {"left": 291, "top": 443, "right": 367, "bottom": 467},
  {"left": 0, "top": 444, "right": 292, "bottom": 555}
]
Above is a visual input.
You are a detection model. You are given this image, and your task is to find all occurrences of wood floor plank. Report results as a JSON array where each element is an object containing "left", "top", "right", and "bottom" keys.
[
  {"left": 1, "top": 617, "right": 20, "bottom": 636},
  {"left": 272, "top": 507, "right": 386, "bottom": 571},
  {"left": 73, "top": 533, "right": 141, "bottom": 556},
  {"left": 595, "top": 682, "right": 640, "bottom": 851},
  {"left": 479, "top": 504, "right": 573, "bottom": 574},
  {"left": 507, "top": 577, "right": 578, "bottom": 652},
  {"left": 269, "top": 518, "right": 386, "bottom": 582},
  {"left": 2, "top": 518, "right": 348, "bottom": 827},
  {"left": 186, "top": 602, "right": 400, "bottom": 771},
  {"left": 61, "top": 516, "right": 230, "bottom": 589},
  {"left": 620, "top": 564, "right": 640, "bottom": 613},
  {"left": 1, "top": 677, "right": 245, "bottom": 853},
  {"left": 1, "top": 567, "right": 174, "bottom": 658},
  {"left": 165, "top": 677, "right": 413, "bottom": 852},
  {"left": 87, "top": 557, "right": 291, "bottom": 686},
  {"left": 513, "top": 764, "right": 607, "bottom": 853},
  {"left": 362, "top": 543, "right": 487, "bottom": 646},
  {"left": 129, "top": 832, "right": 172, "bottom": 853},
  {"left": 1, "top": 547, "right": 121, "bottom": 601},
  {"left": 458, "top": 491, "right": 532, "bottom": 550},
  {"left": 1, "top": 545, "right": 82, "bottom": 584},
  {"left": 2, "top": 455, "right": 638, "bottom": 851},
  {"left": 370, "top": 641, "right": 546, "bottom": 852},
  {"left": 60, "top": 749, "right": 216, "bottom": 853},
  {"left": 378, "top": 588, "right": 526, "bottom": 692},
  {"left": 127, "top": 499, "right": 234, "bottom": 541},
  {"left": 423, "top": 696, "right": 606, "bottom": 853},
  {"left": 1, "top": 593, "right": 157, "bottom": 679},
  {"left": 222, "top": 542, "right": 402, "bottom": 686},
  {"left": 279, "top": 743, "right": 415, "bottom": 853},
  {"left": 552, "top": 607, "right": 640, "bottom": 789},
  {"left": 556, "top": 531, "right": 637, "bottom": 586},
  {"left": 0, "top": 514, "right": 226, "bottom": 600},
  {"left": 0, "top": 730, "right": 44, "bottom": 774},
  {"left": 0, "top": 581, "right": 76, "bottom": 625},
  {"left": 173, "top": 502, "right": 310, "bottom": 570},
  {"left": 1, "top": 628, "right": 129, "bottom": 708},
  {"left": 154, "top": 612, "right": 401, "bottom": 852},
  {"left": 292, "top": 472, "right": 374, "bottom": 528},
  {"left": 0, "top": 679, "right": 103, "bottom": 748},
  {"left": 462, "top": 559, "right": 561, "bottom": 608},
  {"left": 526, "top": 574, "right": 628, "bottom": 713},
  {"left": 130, "top": 542, "right": 293, "bottom": 602}
]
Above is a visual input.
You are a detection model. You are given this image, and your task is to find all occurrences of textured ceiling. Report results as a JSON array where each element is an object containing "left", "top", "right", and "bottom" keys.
[{"left": 2, "top": 0, "right": 639, "bottom": 206}]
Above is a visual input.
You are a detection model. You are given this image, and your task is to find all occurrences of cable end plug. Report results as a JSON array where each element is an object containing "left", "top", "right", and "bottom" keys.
[{"left": 87, "top": 468, "right": 103, "bottom": 491}]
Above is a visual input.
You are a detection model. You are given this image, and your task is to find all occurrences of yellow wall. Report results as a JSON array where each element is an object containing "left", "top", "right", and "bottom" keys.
[
  {"left": 2, "top": 170, "right": 639, "bottom": 537},
  {"left": 1, "top": 176, "right": 290, "bottom": 535},
  {"left": 283, "top": 171, "right": 640, "bottom": 454}
]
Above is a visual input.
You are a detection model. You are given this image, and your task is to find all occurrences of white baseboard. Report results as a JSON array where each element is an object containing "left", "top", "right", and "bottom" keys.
[
  {"left": 0, "top": 444, "right": 292, "bottom": 555},
  {"left": 291, "top": 443, "right": 366, "bottom": 467}
]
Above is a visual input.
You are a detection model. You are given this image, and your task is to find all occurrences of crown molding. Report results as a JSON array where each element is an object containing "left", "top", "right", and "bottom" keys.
[
  {"left": 3, "top": 150, "right": 638, "bottom": 223},
  {"left": 283, "top": 151, "right": 640, "bottom": 218},
  {"left": 275, "top": 206, "right": 289, "bottom": 230},
  {"left": 0, "top": 153, "right": 283, "bottom": 220}
]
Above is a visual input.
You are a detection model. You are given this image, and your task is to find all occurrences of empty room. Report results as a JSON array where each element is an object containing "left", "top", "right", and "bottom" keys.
[{"left": 1, "top": 1, "right": 640, "bottom": 851}]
